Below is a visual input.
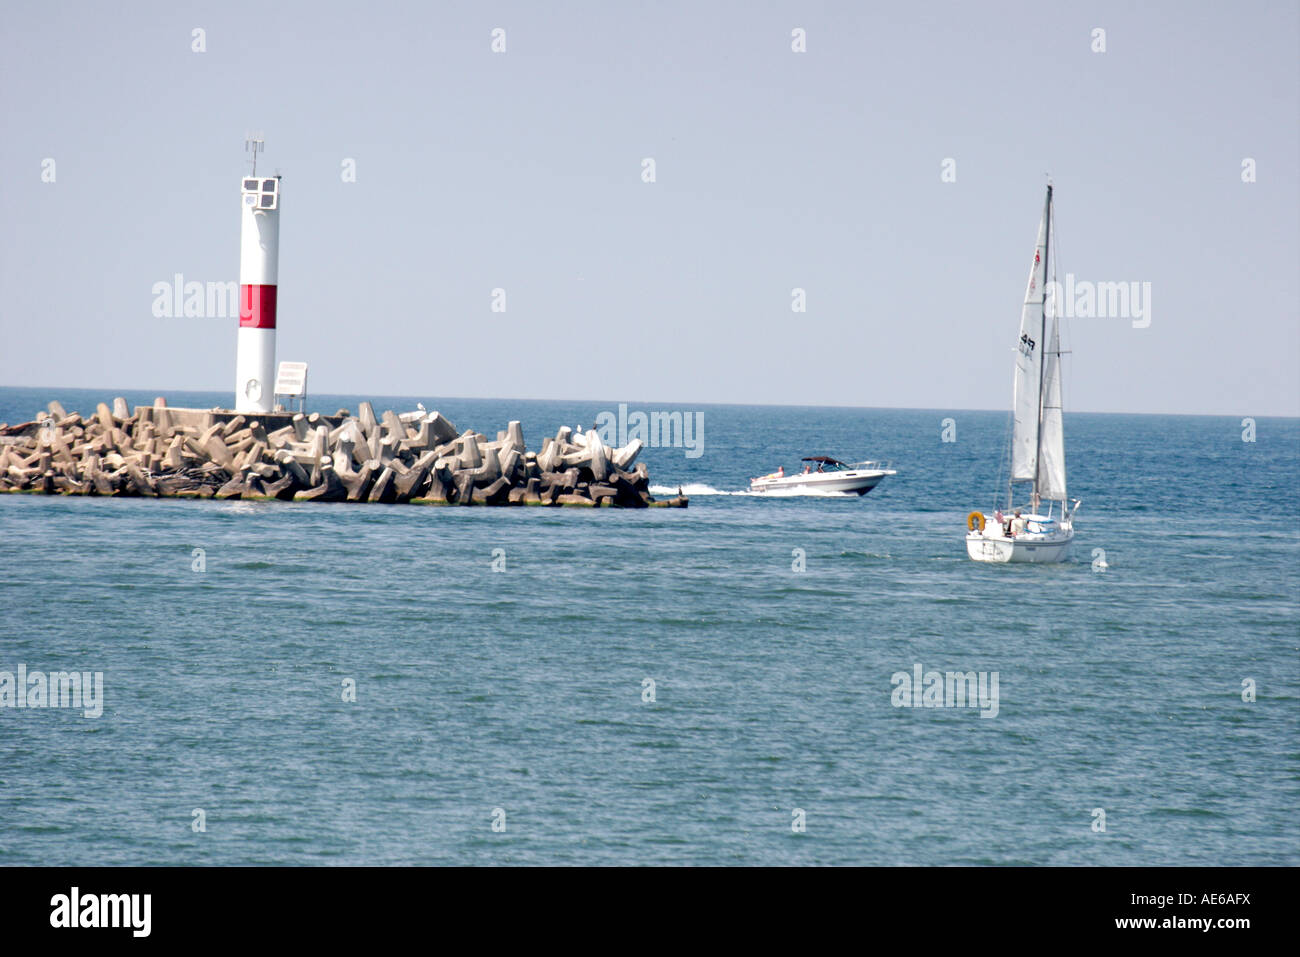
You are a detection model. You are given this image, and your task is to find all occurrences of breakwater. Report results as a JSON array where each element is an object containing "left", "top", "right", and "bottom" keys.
[{"left": 0, "top": 398, "right": 687, "bottom": 508}]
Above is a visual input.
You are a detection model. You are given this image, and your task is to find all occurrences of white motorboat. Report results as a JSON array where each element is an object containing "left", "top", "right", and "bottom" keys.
[
  {"left": 750, "top": 456, "right": 896, "bottom": 496},
  {"left": 966, "top": 184, "right": 1080, "bottom": 563}
]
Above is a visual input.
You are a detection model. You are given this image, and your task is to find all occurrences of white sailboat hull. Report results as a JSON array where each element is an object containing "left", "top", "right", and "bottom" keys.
[{"left": 965, "top": 528, "right": 1073, "bottom": 564}]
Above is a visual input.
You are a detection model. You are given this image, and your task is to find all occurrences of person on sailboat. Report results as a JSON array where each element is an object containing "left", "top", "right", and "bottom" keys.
[{"left": 1009, "top": 510, "right": 1026, "bottom": 538}]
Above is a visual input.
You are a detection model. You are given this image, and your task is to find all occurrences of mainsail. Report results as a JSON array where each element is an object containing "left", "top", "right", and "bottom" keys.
[
  {"left": 1010, "top": 194, "right": 1050, "bottom": 484},
  {"left": 1036, "top": 314, "right": 1067, "bottom": 500}
]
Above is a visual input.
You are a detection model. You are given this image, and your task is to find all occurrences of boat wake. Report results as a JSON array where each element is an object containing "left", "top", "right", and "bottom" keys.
[{"left": 649, "top": 483, "right": 861, "bottom": 498}]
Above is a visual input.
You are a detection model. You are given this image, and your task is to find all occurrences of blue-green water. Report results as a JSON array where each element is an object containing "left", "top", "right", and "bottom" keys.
[{"left": 1, "top": 387, "right": 1297, "bottom": 864}]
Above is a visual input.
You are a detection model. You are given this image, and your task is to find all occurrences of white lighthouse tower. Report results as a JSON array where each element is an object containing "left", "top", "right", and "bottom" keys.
[{"left": 236, "top": 135, "right": 279, "bottom": 413}]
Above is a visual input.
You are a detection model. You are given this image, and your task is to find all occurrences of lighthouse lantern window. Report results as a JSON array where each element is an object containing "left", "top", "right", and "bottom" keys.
[{"left": 241, "top": 175, "right": 277, "bottom": 209}]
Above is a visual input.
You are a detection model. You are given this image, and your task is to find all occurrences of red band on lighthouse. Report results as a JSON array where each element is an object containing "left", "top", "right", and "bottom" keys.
[{"left": 239, "top": 284, "right": 277, "bottom": 329}]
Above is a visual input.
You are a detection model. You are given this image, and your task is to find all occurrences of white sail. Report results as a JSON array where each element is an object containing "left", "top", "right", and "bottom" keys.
[
  {"left": 1010, "top": 196, "right": 1050, "bottom": 483},
  {"left": 1036, "top": 314, "right": 1066, "bottom": 500}
]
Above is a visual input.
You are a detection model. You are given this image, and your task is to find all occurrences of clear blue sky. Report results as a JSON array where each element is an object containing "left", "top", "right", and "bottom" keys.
[{"left": 2, "top": 0, "right": 1296, "bottom": 415}]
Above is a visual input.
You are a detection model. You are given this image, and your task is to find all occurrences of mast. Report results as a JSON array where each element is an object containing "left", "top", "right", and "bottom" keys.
[{"left": 1031, "top": 184, "right": 1052, "bottom": 510}]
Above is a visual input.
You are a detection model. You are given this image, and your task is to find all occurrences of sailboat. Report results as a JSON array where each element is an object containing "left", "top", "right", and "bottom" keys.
[{"left": 966, "top": 184, "right": 1080, "bottom": 564}]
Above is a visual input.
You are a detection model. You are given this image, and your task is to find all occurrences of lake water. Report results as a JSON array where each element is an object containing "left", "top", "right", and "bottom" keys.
[{"left": 1, "top": 386, "right": 1296, "bottom": 864}]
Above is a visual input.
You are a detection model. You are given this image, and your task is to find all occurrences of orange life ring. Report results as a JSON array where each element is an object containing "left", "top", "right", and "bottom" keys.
[{"left": 967, "top": 511, "right": 985, "bottom": 532}]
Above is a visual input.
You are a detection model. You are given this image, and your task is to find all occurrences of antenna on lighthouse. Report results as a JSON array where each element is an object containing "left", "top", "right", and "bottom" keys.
[{"left": 245, "top": 132, "right": 265, "bottom": 176}]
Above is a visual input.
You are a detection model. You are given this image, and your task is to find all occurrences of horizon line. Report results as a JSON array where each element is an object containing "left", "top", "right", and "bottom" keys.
[{"left": 1, "top": 383, "right": 1297, "bottom": 421}]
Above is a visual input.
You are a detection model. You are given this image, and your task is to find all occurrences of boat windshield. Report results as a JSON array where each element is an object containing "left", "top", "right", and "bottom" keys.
[{"left": 801, "top": 456, "right": 850, "bottom": 471}]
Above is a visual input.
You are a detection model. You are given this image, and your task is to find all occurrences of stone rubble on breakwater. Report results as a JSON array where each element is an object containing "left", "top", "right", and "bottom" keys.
[{"left": 0, "top": 399, "right": 688, "bottom": 508}]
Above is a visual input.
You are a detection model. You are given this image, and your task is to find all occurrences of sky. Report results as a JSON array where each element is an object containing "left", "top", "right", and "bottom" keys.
[{"left": 1, "top": 0, "right": 1297, "bottom": 416}]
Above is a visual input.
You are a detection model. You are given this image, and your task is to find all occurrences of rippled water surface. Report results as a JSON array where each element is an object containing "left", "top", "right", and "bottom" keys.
[{"left": 1, "top": 387, "right": 1296, "bottom": 864}]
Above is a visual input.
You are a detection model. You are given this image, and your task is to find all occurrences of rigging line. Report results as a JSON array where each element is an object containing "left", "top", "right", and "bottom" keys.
[
  {"left": 1052, "top": 196, "right": 1070, "bottom": 507},
  {"left": 1050, "top": 200, "right": 1071, "bottom": 413},
  {"left": 1033, "top": 185, "right": 1052, "bottom": 509},
  {"left": 995, "top": 408, "right": 1013, "bottom": 511}
]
